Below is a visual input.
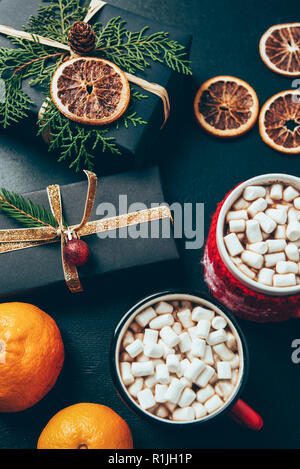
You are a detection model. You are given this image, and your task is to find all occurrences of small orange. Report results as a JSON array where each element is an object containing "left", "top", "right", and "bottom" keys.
[
  {"left": 37, "top": 403, "right": 133, "bottom": 449},
  {"left": 0, "top": 302, "right": 64, "bottom": 413}
]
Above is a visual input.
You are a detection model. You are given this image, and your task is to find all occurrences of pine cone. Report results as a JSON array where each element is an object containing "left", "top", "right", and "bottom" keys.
[{"left": 68, "top": 21, "right": 96, "bottom": 55}]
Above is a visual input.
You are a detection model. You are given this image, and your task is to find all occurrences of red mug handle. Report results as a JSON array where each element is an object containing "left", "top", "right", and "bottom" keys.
[{"left": 228, "top": 399, "right": 263, "bottom": 431}]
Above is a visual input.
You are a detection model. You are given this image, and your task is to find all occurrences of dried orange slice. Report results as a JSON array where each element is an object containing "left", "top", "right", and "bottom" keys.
[
  {"left": 194, "top": 76, "right": 259, "bottom": 137},
  {"left": 51, "top": 57, "right": 130, "bottom": 125},
  {"left": 259, "top": 90, "right": 300, "bottom": 154},
  {"left": 259, "top": 23, "right": 300, "bottom": 76}
]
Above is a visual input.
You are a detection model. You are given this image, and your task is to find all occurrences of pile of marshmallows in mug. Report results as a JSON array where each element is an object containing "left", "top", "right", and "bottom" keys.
[
  {"left": 119, "top": 300, "right": 240, "bottom": 422},
  {"left": 224, "top": 183, "right": 300, "bottom": 287}
]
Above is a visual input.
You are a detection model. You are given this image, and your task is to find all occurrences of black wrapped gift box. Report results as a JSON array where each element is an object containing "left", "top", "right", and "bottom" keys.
[
  {"left": 0, "top": 167, "right": 180, "bottom": 297},
  {"left": 0, "top": 0, "right": 192, "bottom": 174}
]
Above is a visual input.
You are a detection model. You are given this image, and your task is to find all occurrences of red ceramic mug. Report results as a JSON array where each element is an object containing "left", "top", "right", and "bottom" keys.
[{"left": 110, "top": 290, "right": 263, "bottom": 431}]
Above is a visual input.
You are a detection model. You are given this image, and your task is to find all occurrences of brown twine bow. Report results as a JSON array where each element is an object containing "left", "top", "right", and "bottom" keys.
[{"left": 0, "top": 171, "right": 173, "bottom": 293}]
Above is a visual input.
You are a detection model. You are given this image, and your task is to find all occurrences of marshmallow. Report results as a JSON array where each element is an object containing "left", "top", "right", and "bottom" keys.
[
  {"left": 136, "top": 353, "right": 149, "bottom": 362},
  {"left": 191, "top": 306, "right": 214, "bottom": 322},
  {"left": 137, "top": 388, "right": 155, "bottom": 410},
  {"left": 120, "top": 362, "right": 134, "bottom": 386},
  {"left": 122, "top": 330, "right": 135, "bottom": 348},
  {"left": 155, "top": 301, "right": 174, "bottom": 314},
  {"left": 160, "top": 326, "right": 180, "bottom": 348},
  {"left": 229, "top": 219, "right": 246, "bottom": 233},
  {"left": 184, "top": 358, "right": 205, "bottom": 382},
  {"left": 188, "top": 326, "right": 200, "bottom": 339},
  {"left": 215, "top": 381, "right": 234, "bottom": 398},
  {"left": 276, "top": 260, "right": 298, "bottom": 274},
  {"left": 212, "top": 316, "right": 227, "bottom": 330},
  {"left": 125, "top": 339, "right": 143, "bottom": 358},
  {"left": 128, "top": 378, "right": 143, "bottom": 397},
  {"left": 213, "top": 343, "right": 235, "bottom": 361},
  {"left": 265, "top": 208, "right": 287, "bottom": 225},
  {"left": 265, "top": 252, "right": 286, "bottom": 268},
  {"left": 266, "top": 239, "right": 286, "bottom": 253},
  {"left": 274, "top": 225, "right": 286, "bottom": 239},
  {"left": 192, "top": 402, "right": 207, "bottom": 419},
  {"left": 165, "top": 402, "right": 176, "bottom": 412},
  {"left": 246, "top": 241, "right": 268, "bottom": 254},
  {"left": 143, "top": 328, "right": 158, "bottom": 345},
  {"left": 177, "top": 309, "right": 194, "bottom": 328},
  {"left": 224, "top": 233, "right": 244, "bottom": 256},
  {"left": 270, "top": 184, "right": 283, "bottom": 201},
  {"left": 158, "top": 339, "right": 175, "bottom": 359},
  {"left": 207, "top": 329, "right": 227, "bottom": 346},
  {"left": 286, "top": 220, "right": 300, "bottom": 241},
  {"left": 144, "top": 342, "right": 164, "bottom": 359},
  {"left": 179, "top": 358, "right": 190, "bottom": 376},
  {"left": 238, "top": 264, "right": 256, "bottom": 279},
  {"left": 166, "top": 354, "right": 180, "bottom": 373},
  {"left": 178, "top": 332, "right": 192, "bottom": 353},
  {"left": 155, "top": 364, "right": 170, "bottom": 385},
  {"left": 155, "top": 405, "right": 168, "bottom": 418},
  {"left": 226, "top": 332, "right": 237, "bottom": 350},
  {"left": 273, "top": 274, "right": 296, "bottom": 287},
  {"left": 164, "top": 378, "right": 185, "bottom": 404},
  {"left": 149, "top": 314, "right": 174, "bottom": 329},
  {"left": 254, "top": 212, "right": 277, "bottom": 234},
  {"left": 248, "top": 198, "right": 267, "bottom": 217},
  {"left": 172, "top": 322, "right": 182, "bottom": 335},
  {"left": 132, "top": 361, "right": 154, "bottom": 377},
  {"left": 196, "top": 365, "right": 215, "bottom": 387},
  {"left": 155, "top": 384, "right": 168, "bottom": 403},
  {"left": 226, "top": 210, "right": 248, "bottom": 221},
  {"left": 243, "top": 185, "right": 266, "bottom": 201},
  {"left": 246, "top": 220, "right": 263, "bottom": 243},
  {"left": 234, "top": 198, "right": 250, "bottom": 210},
  {"left": 144, "top": 375, "right": 157, "bottom": 389},
  {"left": 196, "top": 385, "right": 215, "bottom": 403},
  {"left": 196, "top": 320, "right": 211, "bottom": 339},
  {"left": 203, "top": 345, "right": 214, "bottom": 365},
  {"left": 135, "top": 307, "right": 156, "bottom": 327},
  {"left": 217, "top": 362, "right": 232, "bottom": 379},
  {"left": 228, "top": 355, "right": 240, "bottom": 369},
  {"left": 173, "top": 407, "right": 195, "bottom": 422},
  {"left": 285, "top": 243, "right": 299, "bottom": 261},
  {"left": 191, "top": 338, "right": 206, "bottom": 358},
  {"left": 178, "top": 388, "right": 196, "bottom": 408},
  {"left": 283, "top": 186, "right": 299, "bottom": 202},
  {"left": 294, "top": 197, "right": 300, "bottom": 210},
  {"left": 258, "top": 268, "right": 274, "bottom": 286},
  {"left": 204, "top": 395, "right": 224, "bottom": 414}
]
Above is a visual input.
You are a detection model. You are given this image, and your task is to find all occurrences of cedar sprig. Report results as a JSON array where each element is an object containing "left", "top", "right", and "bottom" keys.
[{"left": 0, "top": 188, "right": 59, "bottom": 228}]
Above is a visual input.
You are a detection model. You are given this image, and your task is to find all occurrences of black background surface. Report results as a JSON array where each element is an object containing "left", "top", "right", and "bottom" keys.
[{"left": 0, "top": 0, "right": 300, "bottom": 449}]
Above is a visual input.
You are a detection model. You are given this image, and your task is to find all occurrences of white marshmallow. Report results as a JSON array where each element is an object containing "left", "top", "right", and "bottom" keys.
[
  {"left": 155, "top": 364, "right": 170, "bottom": 384},
  {"left": 217, "top": 362, "right": 232, "bottom": 379},
  {"left": 273, "top": 274, "right": 296, "bottom": 287},
  {"left": 207, "top": 329, "right": 227, "bottom": 346},
  {"left": 228, "top": 355, "right": 240, "bottom": 369},
  {"left": 137, "top": 388, "right": 155, "bottom": 410},
  {"left": 286, "top": 220, "right": 300, "bottom": 242},
  {"left": 122, "top": 330, "right": 135, "bottom": 348},
  {"left": 155, "top": 405, "right": 168, "bottom": 418},
  {"left": 215, "top": 381, "right": 234, "bottom": 398},
  {"left": 184, "top": 358, "right": 205, "bottom": 382},
  {"left": 203, "top": 345, "right": 214, "bottom": 365},
  {"left": 246, "top": 241, "right": 268, "bottom": 254},
  {"left": 204, "top": 395, "right": 224, "bottom": 414},
  {"left": 132, "top": 361, "right": 154, "bottom": 377},
  {"left": 246, "top": 220, "right": 263, "bottom": 243},
  {"left": 276, "top": 260, "right": 298, "bottom": 274},
  {"left": 144, "top": 375, "right": 157, "bottom": 389},
  {"left": 144, "top": 342, "right": 164, "bottom": 359},
  {"left": 172, "top": 322, "right": 182, "bottom": 335},
  {"left": 274, "top": 225, "right": 286, "bottom": 239},
  {"left": 178, "top": 388, "right": 196, "bottom": 408},
  {"left": 164, "top": 378, "right": 185, "bottom": 404},
  {"left": 149, "top": 314, "right": 174, "bottom": 329},
  {"left": 155, "top": 384, "right": 168, "bottom": 403},
  {"left": 177, "top": 309, "right": 194, "bottom": 328},
  {"left": 226, "top": 332, "right": 237, "bottom": 350},
  {"left": 258, "top": 268, "right": 274, "bottom": 286},
  {"left": 125, "top": 339, "right": 143, "bottom": 358},
  {"left": 165, "top": 402, "right": 176, "bottom": 412},
  {"left": 283, "top": 186, "right": 299, "bottom": 202},
  {"left": 136, "top": 353, "right": 149, "bottom": 362},
  {"left": 243, "top": 185, "right": 266, "bottom": 201},
  {"left": 265, "top": 208, "right": 287, "bottom": 225},
  {"left": 211, "top": 316, "right": 227, "bottom": 329},
  {"left": 213, "top": 343, "right": 235, "bottom": 361},
  {"left": 192, "top": 402, "right": 207, "bottom": 419},
  {"left": 229, "top": 219, "right": 246, "bottom": 233},
  {"left": 234, "top": 198, "right": 250, "bottom": 210},
  {"left": 179, "top": 358, "right": 190, "bottom": 376},
  {"left": 265, "top": 252, "right": 286, "bottom": 268},
  {"left": 173, "top": 407, "right": 195, "bottom": 422},
  {"left": 266, "top": 239, "right": 286, "bottom": 253},
  {"left": 191, "top": 338, "right": 206, "bottom": 358},
  {"left": 270, "top": 183, "right": 283, "bottom": 200},
  {"left": 128, "top": 378, "right": 143, "bottom": 397},
  {"left": 226, "top": 210, "right": 248, "bottom": 221},
  {"left": 158, "top": 339, "right": 174, "bottom": 359},
  {"left": 254, "top": 212, "right": 277, "bottom": 234},
  {"left": 248, "top": 198, "right": 267, "bottom": 217},
  {"left": 196, "top": 365, "right": 215, "bottom": 388},
  {"left": 188, "top": 326, "right": 200, "bottom": 339},
  {"left": 166, "top": 354, "right": 180, "bottom": 373},
  {"left": 285, "top": 243, "right": 300, "bottom": 261},
  {"left": 224, "top": 233, "right": 244, "bottom": 256},
  {"left": 196, "top": 320, "right": 211, "bottom": 339},
  {"left": 120, "top": 362, "right": 134, "bottom": 386},
  {"left": 143, "top": 328, "right": 158, "bottom": 345},
  {"left": 135, "top": 307, "right": 156, "bottom": 327},
  {"left": 191, "top": 306, "right": 214, "bottom": 322},
  {"left": 178, "top": 332, "right": 192, "bottom": 353},
  {"left": 196, "top": 385, "right": 215, "bottom": 403},
  {"left": 160, "top": 326, "right": 180, "bottom": 348},
  {"left": 238, "top": 264, "right": 256, "bottom": 279},
  {"left": 155, "top": 301, "right": 173, "bottom": 314},
  {"left": 294, "top": 197, "right": 300, "bottom": 210}
]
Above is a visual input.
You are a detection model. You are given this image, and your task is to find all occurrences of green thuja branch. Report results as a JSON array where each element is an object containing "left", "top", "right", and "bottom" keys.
[{"left": 0, "top": 188, "right": 59, "bottom": 228}]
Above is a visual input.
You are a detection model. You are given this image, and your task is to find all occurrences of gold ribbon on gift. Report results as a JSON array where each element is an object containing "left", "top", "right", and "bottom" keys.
[
  {"left": 0, "top": 0, "right": 170, "bottom": 127},
  {"left": 0, "top": 171, "right": 173, "bottom": 293}
]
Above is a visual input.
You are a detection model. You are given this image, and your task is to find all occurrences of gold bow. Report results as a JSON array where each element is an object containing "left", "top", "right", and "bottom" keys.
[{"left": 0, "top": 171, "right": 172, "bottom": 293}]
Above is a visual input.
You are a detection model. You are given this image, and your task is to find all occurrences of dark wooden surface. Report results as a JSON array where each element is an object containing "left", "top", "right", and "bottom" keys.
[{"left": 0, "top": 0, "right": 299, "bottom": 449}]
